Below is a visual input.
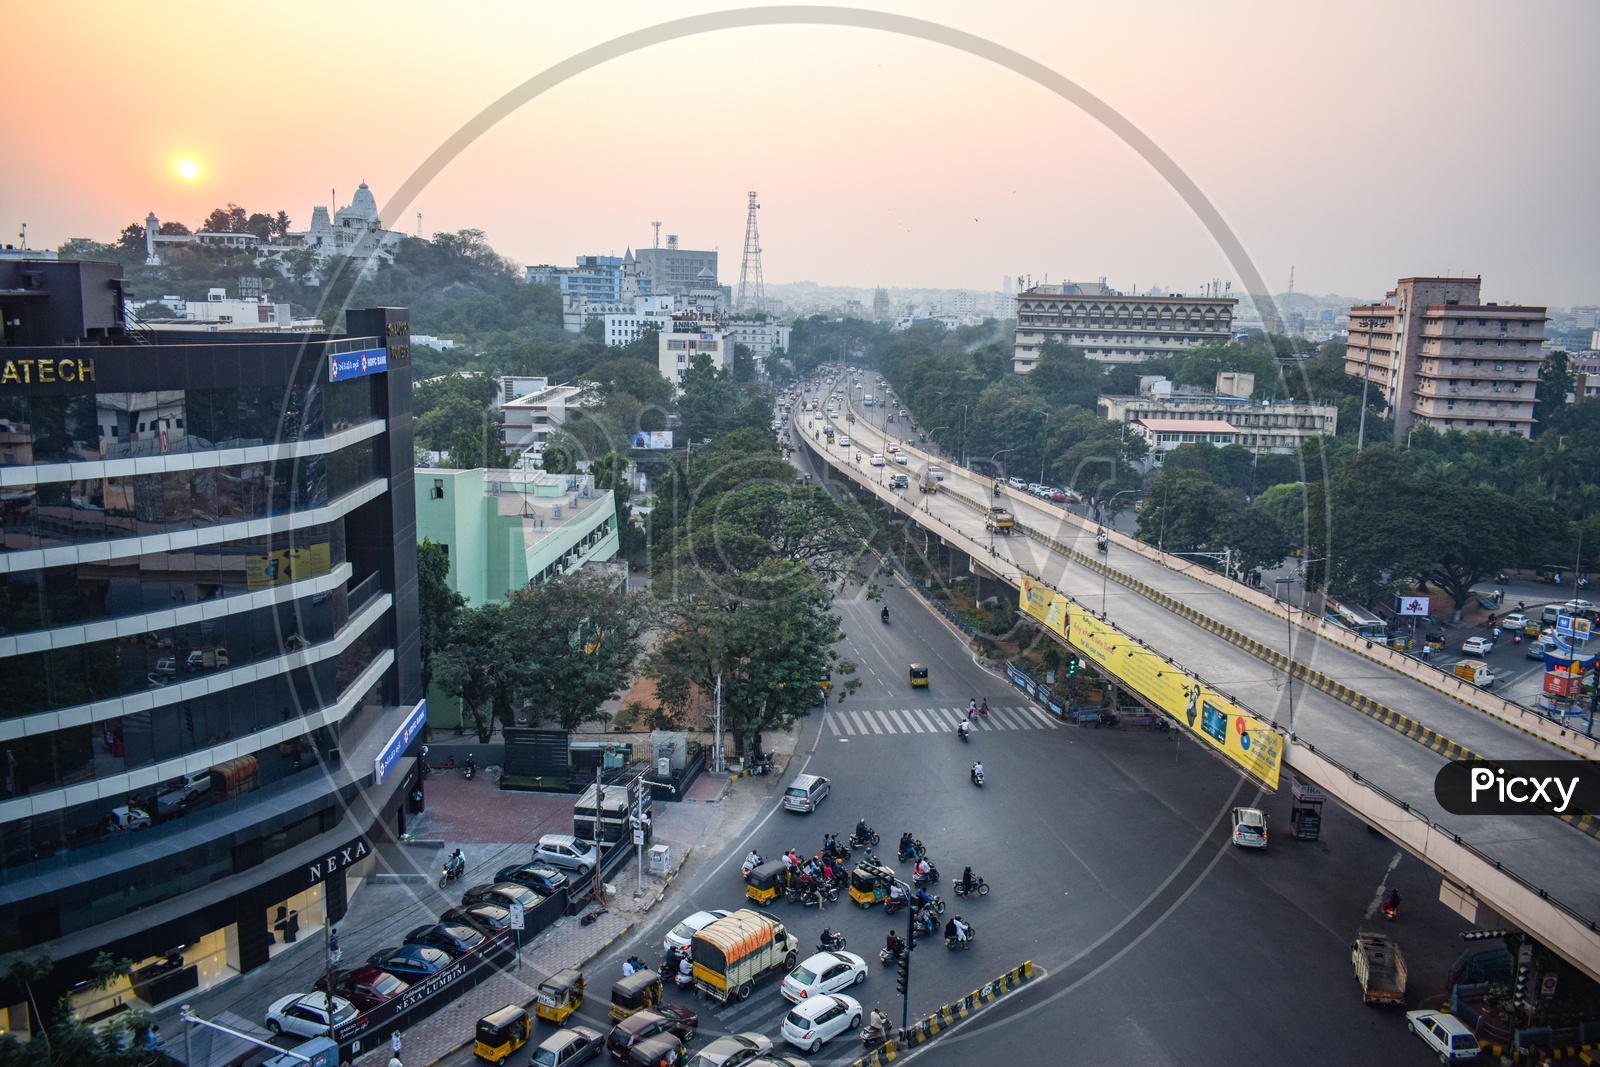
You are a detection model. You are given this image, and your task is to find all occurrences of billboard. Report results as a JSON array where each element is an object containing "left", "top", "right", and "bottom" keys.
[
  {"left": 1020, "top": 576, "right": 1282, "bottom": 789},
  {"left": 328, "top": 346, "right": 388, "bottom": 382},
  {"left": 1394, "top": 595, "right": 1431, "bottom": 617},
  {"left": 631, "top": 431, "right": 675, "bottom": 450}
]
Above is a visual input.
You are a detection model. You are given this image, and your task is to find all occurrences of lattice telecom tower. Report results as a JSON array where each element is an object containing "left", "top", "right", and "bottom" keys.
[{"left": 736, "top": 190, "right": 764, "bottom": 311}]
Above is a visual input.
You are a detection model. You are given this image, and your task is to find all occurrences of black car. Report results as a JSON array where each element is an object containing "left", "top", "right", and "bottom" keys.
[
  {"left": 440, "top": 903, "right": 514, "bottom": 935},
  {"left": 403, "top": 923, "right": 486, "bottom": 957},
  {"left": 494, "top": 862, "right": 570, "bottom": 895},
  {"left": 461, "top": 881, "right": 542, "bottom": 916},
  {"left": 366, "top": 944, "right": 453, "bottom": 981},
  {"left": 605, "top": 1006, "right": 699, "bottom": 1060}
]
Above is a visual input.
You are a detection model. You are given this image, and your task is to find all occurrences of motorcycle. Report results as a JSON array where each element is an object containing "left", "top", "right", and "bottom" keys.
[
  {"left": 862, "top": 1019, "right": 890, "bottom": 1049},
  {"left": 879, "top": 945, "right": 906, "bottom": 967},
  {"left": 1381, "top": 892, "right": 1400, "bottom": 922},
  {"left": 912, "top": 862, "right": 940, "bottom": 887},
  {"left": 953, "top": 877, "right": 990, "bottom": 898},
  {"left": 884, "top": 895, "right": 908, "bottom": 916},
  {"left": 881, "top": 608, "right": 890, "bottom": 625},
  {"left": 439, "top": 858, "right": 465, "bottom": 889},
  {"left": 818, "top": 932, "right": 847, "bottom": 953},
  {"left": 849, "top": 827, "right": 881, "bottom": 849},
  {"left": 970, "top": 766, "right": 985, "bottom": 788},
  {"left": 897, "top": 838, "right": 925, "bottom": 863},
  {"left": 945, "top": 930, "right": 975, "bottom": 951},
  {"left": 741, "top": 852, "right": 765, "bottom": 878},
  {"left": 463, "top": 754, "right": 476, "bottom": 781},
  {"left": 822, "top": 836, "right": 852, "bottom": 863},
  {"left": 1096, "top": 537, "right": 1108, "bottom": 554},
  {"left": 750, "top": 753, "right": 774, "bottom": 777},
  {"left": 957, "top": 723, "right": 970, "bottom": 743}
]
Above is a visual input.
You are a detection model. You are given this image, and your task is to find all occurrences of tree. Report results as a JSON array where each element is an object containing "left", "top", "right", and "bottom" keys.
[
  {"left": 1537, "top": 350, "right": 1574, "bottom": 427},
  {"left": 649, "top": 562, "right": 853, "bottom": 755},
  {"left": 433, "top": 602, "right": 514, "bottom": 740},
  {"left": 5, "top": 954, "right": 51, "bottom": 1053},
  {"left": 417, "top": 539, "right": 465, "bottom": 693},
  {"left": 672, "top": 482, "right": 861, "bottom": 580},
  {"left": 1412, "top": 482, "right": 1532, "bottom": 619},
  {"left": 56, "top": 238, "right": 116, "bottom": 262},
  {"left": 201, "top": 204, "right": 248, "bottom": 234},
  {"left": 498, "top": 569, "right": 650, "bottom": 730}
]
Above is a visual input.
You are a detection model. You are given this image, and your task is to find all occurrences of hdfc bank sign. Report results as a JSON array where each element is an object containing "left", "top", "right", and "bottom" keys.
[{"left": 328, "top": 346, "right": 389, "bottom": 382}]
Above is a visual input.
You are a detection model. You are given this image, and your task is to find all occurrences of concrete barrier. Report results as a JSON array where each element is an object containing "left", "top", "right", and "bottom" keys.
[{"left": 849, "top": 960, "right": 1036, "bottom": 1066}]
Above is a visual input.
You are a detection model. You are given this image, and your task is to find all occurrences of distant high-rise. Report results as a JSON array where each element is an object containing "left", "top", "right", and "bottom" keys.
[
  {"left": 872, "top": 287, "right": 890, "bottom": 322},
  {"left": 1345, "top": 276, "right": 1547, "bottom": 440},
  {"left": 634, "top": 234, "right": 717, "bottom": 297},
  {"left": 1012, "top": 279, "right": 1235, "bottom": 372}
]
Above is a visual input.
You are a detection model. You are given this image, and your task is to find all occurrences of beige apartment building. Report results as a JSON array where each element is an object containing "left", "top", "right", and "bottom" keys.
[
  {"left": 1345, "top": 277, "right": 1547, "bottom": 439},
  {"left": 1012, "top": 280, "right": 1236, "bottom": 372},
  {"left": 1098, "top": 384, "right": 1337, "bottom": 456}
]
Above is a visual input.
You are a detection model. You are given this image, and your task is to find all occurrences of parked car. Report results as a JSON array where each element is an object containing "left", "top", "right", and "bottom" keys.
[
  {"left": 1007, "top": 477, "right": 1026, "bottom": 489},
  {"left": 534, "top": 834, "right": 598, "bottom": 874},
  {"left": 664, "top": 909, "right": 734, "bottom": 954},
  {"left": 1230, "top": 806, "right": 1268, "bottom": 848},
  {"left": 1050, "top": 489, "right": 1073, "bottom": 503},
  {"left": 781, "top": 951, "right": 867, "bottom": 1002},
  {"left": 494, "top": 863, "right": 569, "bottom": 895},
  {"left": 1405, "top": 1010, "right": 1481, "bottom": 1061},
  {"left": 605, "top": 1006, "right": 699, "bottom": 1060},
  {"left": 690, "top": 1032, "right": 773, "bottom": 1067},
  {"left": 366, "top": 944, "right": 454, "bottom": 981},
  {"left": 1461, "top": 636, "right": 1495, "bottom": 655},
  {"left": 531, "top": 1024, "right": 604, "bottom": 1067},
  {"left": 441, "top": 903, "right": 515, "bottom": 935},
  {"left": 404, "top": 922, "right": 486, "bottom": 957},
  {"left": 313, "top": 966, "right": 410, "bottom": 1012},
  {"left": 462, "top": 881, "right": 542, "bottom": 917},
  {"left": 166, "top": 770, "right": 211, "bottom": 800},
  {"left": 780, "top": 993, "right": 862, "bottom": 1054},
  {"left": 264, "top": 993, "right": 357, "bottom": 1038}
]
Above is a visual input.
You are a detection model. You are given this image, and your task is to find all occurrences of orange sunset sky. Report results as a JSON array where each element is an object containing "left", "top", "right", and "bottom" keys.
[{"left": 3, "top": 1, "right": 1596, "bottom": 304}]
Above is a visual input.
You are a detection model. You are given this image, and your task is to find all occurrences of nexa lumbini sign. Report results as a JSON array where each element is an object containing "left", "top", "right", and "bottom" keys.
[{"left": 328, "top": 346, "right": 388, "bottom": 382}]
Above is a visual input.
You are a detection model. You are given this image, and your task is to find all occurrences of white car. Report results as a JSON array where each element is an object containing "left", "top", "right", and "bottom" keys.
[
  {"left": 781, "top": 992, "right": 861, "bottom": 1053},
  {"left": 532, "top": 834, "right": 598, "bottom": 874},
  {"left": 870, "top": 454, "right": 885, "bottom": 466},
  {"left": 894, "top": 454, "right": 909, "bottom": 465},
  {"left": 1461, "top": 636, "right": 1494, "bottom": 656},
  {"left": 1405, "top": 1010, "right": 1481, "bottom": 1060},
  {"left": 265, "top": 993, "right": 358, "bottom": 1038},
  {"left": 689, "top": 1032, "right": 774, "bottom": 1067},
  {"left": 1230, "top": 806, "right": 1268, "bottom": 848},
  {"left": 781, "top": 951, "right": 868, "bottom": 1002},
  {"left": 1501, "top": 612, "right": 1529, "bottom": 631},
  {"left": 663, "top": 909, "right": 733, "bottom": 953},
  {"left": 1007, "top": 477, "right": 1026, "bottom": 489},
  {"left": 838, "top": 436, "right": 851, "bottom": 447}
]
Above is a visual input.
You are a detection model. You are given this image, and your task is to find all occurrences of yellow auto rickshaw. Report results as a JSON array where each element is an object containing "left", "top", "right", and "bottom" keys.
[
  {"left": 609, "top": 968, "right": 663, "bottom": 1020},
  {"left": 909, "top": 664, "right": 929, "bottom": 689},
  {"left": 849, "top": 862, "right": 891, "bottom": 908},
  {"left": 473, "top": 1005, "right": 531, "bottom": 1063},
  {"left": 746, "top": 860, "right": 787, "bottom": 907},
  {"left": 535, "top": 967, "right": 585, "bottom": 1025},
  {"left": 1424, "top": 632, "right": 1445, "bottom": 653}
]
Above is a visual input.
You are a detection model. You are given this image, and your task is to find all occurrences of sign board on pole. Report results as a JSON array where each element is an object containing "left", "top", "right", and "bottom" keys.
[
  {"left": 1395, "top": 596, "right": 1431, "bottom": 617},
  {"left": 632, "top": 826, "right": 645, "bottom": 846},
  {"left": 507, "top": 906, "right": 525, "bottom": 930},
  {"left": 1576, "top": 618, "right": 1593, "bottom": 641}
]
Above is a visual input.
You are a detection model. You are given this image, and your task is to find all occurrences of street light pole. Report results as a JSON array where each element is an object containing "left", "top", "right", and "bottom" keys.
[{"left": 1100, "top": 489, "right": 1136, "bottom": 617}]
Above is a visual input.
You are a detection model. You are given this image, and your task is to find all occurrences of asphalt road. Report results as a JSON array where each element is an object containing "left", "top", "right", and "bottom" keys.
[{"left": 494, "top": 442, "right": 1464, "bottom": 1064}]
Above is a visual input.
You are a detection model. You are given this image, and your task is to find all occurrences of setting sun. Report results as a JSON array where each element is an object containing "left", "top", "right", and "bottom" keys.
[{"left": 176, "top": 159, "right": 199, "bottom": 180}]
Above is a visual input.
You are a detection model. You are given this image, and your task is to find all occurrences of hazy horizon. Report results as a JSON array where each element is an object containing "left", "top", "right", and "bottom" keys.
[{"left": 4, "top": 1, "right": 1596, "bottom": 306}]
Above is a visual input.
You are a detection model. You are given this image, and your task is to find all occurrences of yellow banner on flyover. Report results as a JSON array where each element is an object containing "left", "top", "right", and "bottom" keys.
[{"left": 1020, "top": 578, "right": 1282, "bottom": 790}]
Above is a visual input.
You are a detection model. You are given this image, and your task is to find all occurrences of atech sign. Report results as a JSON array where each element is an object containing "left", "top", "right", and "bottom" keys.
[
  {"left": 328, "top": 346, "right": 389, "bottom": 382},
  {"left": 0, "top": 357, "right": 95, "bottom": 385}
]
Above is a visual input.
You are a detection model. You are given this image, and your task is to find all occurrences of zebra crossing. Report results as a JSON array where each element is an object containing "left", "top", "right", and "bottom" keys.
[{"left": 823, "top": 704, "right": 1060, "bottom": 737}]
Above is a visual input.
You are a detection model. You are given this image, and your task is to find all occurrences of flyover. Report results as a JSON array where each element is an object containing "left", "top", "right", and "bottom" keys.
[{"left": 794, "top": 379, "right": 1600, "bottom": 979}]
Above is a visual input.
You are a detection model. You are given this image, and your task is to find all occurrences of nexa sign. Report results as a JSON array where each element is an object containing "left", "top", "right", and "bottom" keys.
[
  {"left": 1435, "top": 760, "right": 1596, "bottom": 816},
  {"left": 305, "top": 837, "right": 371, "bottom": 886}
]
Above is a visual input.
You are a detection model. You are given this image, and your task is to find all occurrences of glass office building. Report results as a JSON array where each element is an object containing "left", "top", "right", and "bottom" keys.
[{"left": 0, "top": 260, "right": 422, "bottom": 1031}]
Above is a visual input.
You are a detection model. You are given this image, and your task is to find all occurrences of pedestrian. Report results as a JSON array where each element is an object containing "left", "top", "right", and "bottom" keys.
[
  {"left": 389, "top": 1058, "right": 402, "bottom": 1067},
  {"left": 392, "top": 1030, "right": 403, "bottom": 1057}
]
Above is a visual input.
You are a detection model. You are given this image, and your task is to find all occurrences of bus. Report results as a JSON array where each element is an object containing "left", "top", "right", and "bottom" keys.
[{"left": 1324, "top": 598, "right": 1390, "bottom": 645}]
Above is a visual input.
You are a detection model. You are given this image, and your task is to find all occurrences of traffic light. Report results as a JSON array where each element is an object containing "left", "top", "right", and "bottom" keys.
[
  {"left": 1066, "top": 655, "right": 1079, "bottom": 676},
  {"left": 895, "top": 951, "right": 911, "bottom": 997}
]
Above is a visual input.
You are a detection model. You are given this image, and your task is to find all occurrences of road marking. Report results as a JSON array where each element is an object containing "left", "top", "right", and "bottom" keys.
[
  {"left": 913, "top": 709, "right": 941, "bottom": 731},
  {"left": 867, "top": 714, "right": 884, "bottom": 735}
]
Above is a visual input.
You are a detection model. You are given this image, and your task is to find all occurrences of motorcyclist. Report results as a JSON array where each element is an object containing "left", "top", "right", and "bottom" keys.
[
  {"left": 448, "top": 848, "right": 465, "bottom": 877},
  {"left": 868, "top": 1006, "right": 890, "bottom": 1033},
  {"left": 745, "top": 849, "right": 763, "bottom": 871},
  {"left": 961, "top": 866, "right": 976, "bottom": 894},
  {"left": 881, "top": 606, "right": 890, "bottom": 622},
  {"left": 957, "top": 717, "right": 971, "bottom": 739},
  {"left": 855, "top": 818, "right": 871, "bottom": 842},
  {"left": 1382, "top": 887, "right": 1401, "bottom": 913},
  {"left": 914, "top": 884, "right": 936, "bottom": 909},
  {"left": 678, "top": 955, "right": 694, "bottom": 982},
  {"left": 913, "top": 857, "right": 930, "bottom": 880},
  {"left": 886, "top": 930, "right": 905, "bottom": 958},
  {"left": 953, "top": 916, "right": 972, "bottom": 943},
  {"left": 887, "top": 881, "right": 904, "bottom": 904},
  {"left": 971, "top": 761, "right": 984, "bottom": 782},
  {"left": 898, "top": 831, "right": 916, "bottom": 857},
  {"left": 820, "top": 927, "right": 836, "bottom": 950}
]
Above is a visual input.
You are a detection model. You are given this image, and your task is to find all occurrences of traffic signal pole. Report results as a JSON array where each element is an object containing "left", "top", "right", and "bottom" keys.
[{"left": 897, "top": 875, "right": 915, "bottom": 1034}]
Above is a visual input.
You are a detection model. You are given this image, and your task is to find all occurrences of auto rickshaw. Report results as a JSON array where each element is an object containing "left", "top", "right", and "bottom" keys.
[
  {"left": 746, "top": 860, "right": 787, "bottom": 907},
  {"left": 473, "top": 1005, "right": 531, "bottom": 1063},
  {"left": 609, "top": 968, "right": 663, "bottom": 1021},
  {"left": 849, "top": 862, "right": 891, "bottom": 908},
  {"left": 534, "top": 967, "right": 585, "bottom": 1024},
  {"left": 909, "top": 664, "right": 929, "bottom": 689},
  {"left": 1423, "top": 632, "right": 1445, "bottom": 653}
]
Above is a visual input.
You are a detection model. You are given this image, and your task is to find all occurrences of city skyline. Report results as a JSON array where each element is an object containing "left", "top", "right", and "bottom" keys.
[{"left": 3, "top": 1, "right": 1596, "bottom": 304}]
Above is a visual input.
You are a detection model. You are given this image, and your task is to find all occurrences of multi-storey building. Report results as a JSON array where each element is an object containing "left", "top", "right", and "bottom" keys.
[
  {"left": 633, "top": 236, "right": 717, "bottom": 296},
  {"left": 1012, "top": 280, "right": 1236, "bottom": 372},
  {"left": 1345, "top": 277, "right": 1547, "bottom": 439},
  {"left": 1098, "top": 380, "right": 1338, "bottom": 457},
  {"left": 526, "top": 252, "right": 652, "bottom": 305},
  {"left": 496, "top": 376, "right": 584, "bottom": 457},
  {"left": 0, "top": 260, "right": 422, "bottom": 1032},
  {"left": 724, "top": 319, "right": 792, "bottom": 360},
  {"left": 657, "top": 313, "right": 731, "bottom": 390}
]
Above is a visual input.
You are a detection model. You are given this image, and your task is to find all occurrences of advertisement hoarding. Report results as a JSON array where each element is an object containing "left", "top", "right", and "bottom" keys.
[
  {"left": 630, "top": 431, "right": 674, "bottom": 450},
  {"left": 328, "top": 346, "right": 388, "bottom": 382}
]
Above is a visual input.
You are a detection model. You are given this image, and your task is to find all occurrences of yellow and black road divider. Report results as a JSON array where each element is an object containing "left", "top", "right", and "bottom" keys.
[{"left": 850, "top": 960, "right": 1036, "bottom": 1067}]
